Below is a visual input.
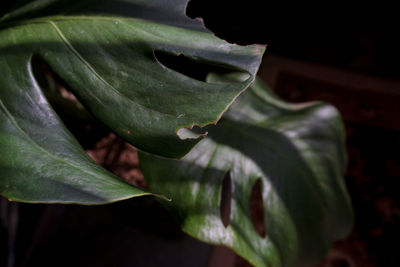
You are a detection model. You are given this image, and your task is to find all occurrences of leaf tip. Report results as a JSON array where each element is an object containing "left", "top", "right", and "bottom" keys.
[{"left": 154, "top": 193, "right": 172, "bottom": 202}]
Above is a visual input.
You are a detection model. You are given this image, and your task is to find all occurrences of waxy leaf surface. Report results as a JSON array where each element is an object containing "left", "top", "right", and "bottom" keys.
[
  {"left": 140, "top": 74, "right": 353, "bottom": 266},
  {"left": 0, "top": 0, "right": 264, "bottom": 203}
]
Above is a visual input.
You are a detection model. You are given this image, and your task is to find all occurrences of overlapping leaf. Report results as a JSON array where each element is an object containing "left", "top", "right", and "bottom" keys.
[
  {"left": 140, "top": 74, "right": 354, "bottom": 266},
  {"left": 0, "top": 0, "right": 264, "bottom": 203}
]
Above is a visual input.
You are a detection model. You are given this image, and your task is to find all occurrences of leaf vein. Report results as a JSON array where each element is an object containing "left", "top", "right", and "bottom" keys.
[{"left": 48, "top": 20, "right": 167, "bottom": 117}]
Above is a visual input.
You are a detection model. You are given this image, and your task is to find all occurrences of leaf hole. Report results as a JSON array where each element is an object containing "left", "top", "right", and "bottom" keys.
[
  {"left": 31, "top": 55, "right": 76, "bottom": 101},
  {"left": 220, "top": 172, "right": 232, "bottom": 228},
  {"left": 30, "top": 55, "right": 108, "bottom": 149},
  {"left": 30, "top": 56, "right": 147, "bottom": 189},
  {"left": 154, "top": 50, "right": 237, "bottom": 82},
  {"left": 86, "top": 133, "right": 148, "bottom": 190},
  {"left": 250, "top": 179, "right": 266, "bottom": 237}
]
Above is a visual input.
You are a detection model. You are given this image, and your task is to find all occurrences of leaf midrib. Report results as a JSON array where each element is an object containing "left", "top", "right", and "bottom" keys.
[
  {"left": 1, "top": 15, "right": 256, "bottom": 131},
  {"left": 47, "top": 20, "right": 172, "bottom": 117},
  {"left": 0, "top": 15, "right": 145, "bottom": 30}
]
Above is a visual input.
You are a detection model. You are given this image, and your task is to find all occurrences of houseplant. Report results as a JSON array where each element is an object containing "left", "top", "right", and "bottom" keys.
[{"left": 0, "top": 0, "right": 353, "bottom": 266}]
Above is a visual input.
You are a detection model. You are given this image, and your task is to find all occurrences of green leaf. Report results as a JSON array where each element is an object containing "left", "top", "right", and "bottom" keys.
[
  {"left": 0, "top": 1, "right": 264, "bottom": 203},
  {"left": 1, "top": 0, "right": 209, "bottom": 31},
  {"left": 139, "top": 74, "right": 353, "bottom": 267}
]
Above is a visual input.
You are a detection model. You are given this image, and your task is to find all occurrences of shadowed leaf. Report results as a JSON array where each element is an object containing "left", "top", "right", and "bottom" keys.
[
  {"left": 140, "top": 74, "right": 353, "bottom": 266},
  {"left": 0, "top": 0, "right": 264, "bottom": 203}
]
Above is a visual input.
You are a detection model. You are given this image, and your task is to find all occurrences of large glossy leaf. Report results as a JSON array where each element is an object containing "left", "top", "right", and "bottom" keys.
[
  {"left": 1, "top": 0, "right": 209, "bottom": 31},
  {"left": 0, "top": 0, "right": 264, "bottom": 203},
  {"left": 140, "top": 74, "right": 354, "bottom": 266}
]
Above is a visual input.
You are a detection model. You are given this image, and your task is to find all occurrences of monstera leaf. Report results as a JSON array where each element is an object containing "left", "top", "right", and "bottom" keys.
[
  {"left": 0, "top": 0, "right": 264, "bottom": 203},
  {"left": 140, "top": 74, "right": 353, "bottom": 266}
]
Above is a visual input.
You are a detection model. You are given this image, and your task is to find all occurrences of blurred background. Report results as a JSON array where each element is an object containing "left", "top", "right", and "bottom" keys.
[
  {"left": 187, "top": 1, "right": 400, "bottom": 266},
  {"left": 1, "top": 0, "right": 399, "bottom": 266}
]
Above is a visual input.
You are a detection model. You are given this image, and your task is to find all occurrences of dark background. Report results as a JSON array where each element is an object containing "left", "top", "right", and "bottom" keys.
[
  {"left": 187, "top": 0, "right": 400, "bottom": 81},
  {"left": 187, "top": 1, "right": 399, "bottom": 266}
]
